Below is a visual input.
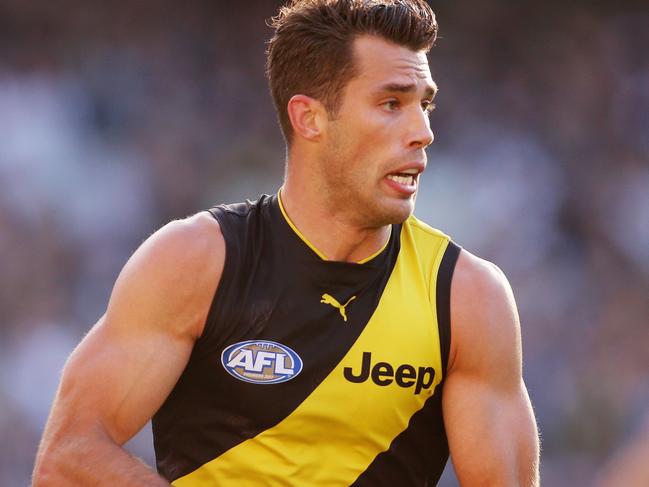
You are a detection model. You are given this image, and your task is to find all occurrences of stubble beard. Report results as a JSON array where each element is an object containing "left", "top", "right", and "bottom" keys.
[{"left": 318, "top": 155, "right": 414, "bottom": 229}]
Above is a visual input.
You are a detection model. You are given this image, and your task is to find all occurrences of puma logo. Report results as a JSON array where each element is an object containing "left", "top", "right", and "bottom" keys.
[{"left": 320, "top": 293, "right": 357, "bottom": 322}]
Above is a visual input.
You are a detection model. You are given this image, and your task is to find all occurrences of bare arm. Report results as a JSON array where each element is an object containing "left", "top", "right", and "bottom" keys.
[
  {"left": 443, "top": 250, "right": 540, "bottom": 486},
  {"left": 33, "top": 213, "right": 224, "bottom": 486}
]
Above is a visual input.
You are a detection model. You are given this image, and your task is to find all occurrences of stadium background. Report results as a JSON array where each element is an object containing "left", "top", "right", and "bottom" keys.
[{"left": 1, "top": 0, "right": 648, "bottom": 485}]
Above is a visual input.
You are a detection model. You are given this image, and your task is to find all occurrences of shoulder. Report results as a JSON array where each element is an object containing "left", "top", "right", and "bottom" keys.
[
  {"left": 139, "top": 212, "right": 224, "bottom": 267},
  {"left": 448, "top": 249, "right": 522, "bottom": 383},
  {"left": 124, "top": 212, "right": 224, "bottom": 292},
  {"left": 452, "top": 249, "right": 514, "bottom": 310},
  {"left": 107, "top": 211, "right": 225, "bottom": 339}
]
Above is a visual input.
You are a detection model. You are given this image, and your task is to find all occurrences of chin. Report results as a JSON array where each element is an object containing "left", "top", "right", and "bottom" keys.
[
  {"left": 389, "top": 208, "right": 413, "bottom": 224},
  {"left": 372, "top": 199, "right": 414, "bottom": 226}
]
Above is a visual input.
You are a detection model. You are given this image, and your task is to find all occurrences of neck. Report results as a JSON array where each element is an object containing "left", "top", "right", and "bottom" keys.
[{"left": 280, "top": 175, "right": 391, "bottom": 263}]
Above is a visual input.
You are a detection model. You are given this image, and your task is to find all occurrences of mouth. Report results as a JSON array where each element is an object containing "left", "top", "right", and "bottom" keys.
[
  {"left": 386, "top": 173, "right": 417, "bottom": 187},
  {"left": 384, "top": 166, "right": 422, "bottom": 196}
]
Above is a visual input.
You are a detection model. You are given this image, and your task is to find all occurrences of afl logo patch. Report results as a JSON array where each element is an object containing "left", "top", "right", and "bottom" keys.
[{"left": 221, "top": 340, "right": 303, "bottom": 384}]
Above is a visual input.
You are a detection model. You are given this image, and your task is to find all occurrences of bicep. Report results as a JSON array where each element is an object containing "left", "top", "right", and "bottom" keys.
[
  {"left": 53, "top": 313, "right": 193, "bottom": 445},
  {"left": 46, "top": 214, "right": 223, "bottom": 446}
]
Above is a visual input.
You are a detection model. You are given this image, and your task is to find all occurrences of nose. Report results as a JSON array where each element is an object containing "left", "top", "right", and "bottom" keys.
[{"left": 407, "top": 107, "right": 434, "bottom": 149}]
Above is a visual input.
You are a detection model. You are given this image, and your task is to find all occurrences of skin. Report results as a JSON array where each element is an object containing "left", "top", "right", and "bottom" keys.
[
  {"left": 445, "top": 251, "right": 540, "bottom": 486},
  {"left": 33, "top": 35, "right": 539, "bottom": 486},
  {"left": 32, "top": 215, "right": 223, "bottom": 485},
  {"left": 282, "top": 36, "right": 436, "bottom": 261}
]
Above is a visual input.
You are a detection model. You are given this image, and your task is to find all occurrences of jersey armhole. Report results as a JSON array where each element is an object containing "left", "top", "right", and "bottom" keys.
[
  {"left": 199, "top": 207, "right": 235, "bottom": 343},
  {"left": 436, "top": 241, "right": 461, "bottom": 380}
]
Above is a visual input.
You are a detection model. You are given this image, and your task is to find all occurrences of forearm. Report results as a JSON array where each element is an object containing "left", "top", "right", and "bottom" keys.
[{"left": 33, "top": 434, "right": 169, "bottom": 487}]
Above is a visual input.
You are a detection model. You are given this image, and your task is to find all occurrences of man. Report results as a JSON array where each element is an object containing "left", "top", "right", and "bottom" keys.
[{"left": 33, "top": 0, "right": 540, "bottom": 485}]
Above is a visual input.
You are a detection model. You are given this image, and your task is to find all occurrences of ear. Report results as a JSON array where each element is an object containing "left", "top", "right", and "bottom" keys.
[{"left": 286, "top": 94, "right": 326, "bottom": 142}]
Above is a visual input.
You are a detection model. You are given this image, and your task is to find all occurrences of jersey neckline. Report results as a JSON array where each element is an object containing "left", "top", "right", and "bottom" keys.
[{"left": 275, "top": 189, "right": 393, "bottom": 265}]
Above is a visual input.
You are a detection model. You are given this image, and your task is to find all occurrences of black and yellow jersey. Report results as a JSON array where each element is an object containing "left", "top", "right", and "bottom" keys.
[{"left": 152, "top": 192, "right": 461, "bottom": 486}]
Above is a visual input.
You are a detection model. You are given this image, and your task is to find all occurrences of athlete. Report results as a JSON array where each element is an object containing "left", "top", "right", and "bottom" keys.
[{"left": 33, "top": 1, "right": 540, "bottom": 485}]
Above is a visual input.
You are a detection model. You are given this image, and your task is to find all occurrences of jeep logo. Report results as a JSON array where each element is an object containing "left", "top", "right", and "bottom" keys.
[{"left": 343, "top": 352, "right": 435, "bottom": 395}]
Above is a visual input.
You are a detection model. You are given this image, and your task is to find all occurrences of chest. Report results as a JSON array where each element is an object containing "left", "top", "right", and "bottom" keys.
[{"left": 192, "top": 251, "right": 442, "bottom": 427}]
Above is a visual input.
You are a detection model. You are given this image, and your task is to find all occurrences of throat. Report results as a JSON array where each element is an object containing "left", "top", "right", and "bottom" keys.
[{"left": 278, "top": 189, "right": 391, "bottom": 263}]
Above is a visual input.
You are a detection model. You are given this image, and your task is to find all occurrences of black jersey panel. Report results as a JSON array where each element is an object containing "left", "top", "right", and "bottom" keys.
[
  {"left": 436, "top": 241, "right": 461, "bottom": 379},
  {"left": 153, "top": 194, "right": 401, "bottom": 482}
]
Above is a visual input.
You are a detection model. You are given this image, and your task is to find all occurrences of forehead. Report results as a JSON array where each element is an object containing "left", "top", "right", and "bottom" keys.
[{"left": 350, "top": 35, "right": 436, "bottom": 93}]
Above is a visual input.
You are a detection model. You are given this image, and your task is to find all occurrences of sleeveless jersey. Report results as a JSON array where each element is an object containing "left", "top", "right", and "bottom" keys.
[{"left": 152, "top": 193, "right": 461, "bottom": 486}]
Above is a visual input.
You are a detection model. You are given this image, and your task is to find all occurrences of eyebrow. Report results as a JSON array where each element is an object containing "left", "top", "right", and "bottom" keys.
[{"left": 376, "top": 82, "right": 438, "bottom": 98}]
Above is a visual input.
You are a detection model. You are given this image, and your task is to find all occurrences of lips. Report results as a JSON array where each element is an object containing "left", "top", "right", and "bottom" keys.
[
  {"left": 384, "top": 163, "right": 424, "bottom": 195},
  {"left": 384, "top": 172, "right": 418, "bottom": 195}
]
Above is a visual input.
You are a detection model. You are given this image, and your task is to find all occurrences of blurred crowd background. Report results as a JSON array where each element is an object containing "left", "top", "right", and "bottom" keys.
[{"left": 1, "top": 0, "right": 648, "bottom": 485}]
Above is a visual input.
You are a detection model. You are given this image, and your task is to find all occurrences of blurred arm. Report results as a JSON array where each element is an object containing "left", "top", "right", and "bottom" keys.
[
  {"left": 32, "top": 212, "right": 224, "bottom": 486},
  {"left": 443, "top": 250, "right": 540, "bottom": 486}
]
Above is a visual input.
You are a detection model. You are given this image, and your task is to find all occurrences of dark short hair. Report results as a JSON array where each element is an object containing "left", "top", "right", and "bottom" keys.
[{"left": 266, "top": 0, "right": 438, "bottom": 144}]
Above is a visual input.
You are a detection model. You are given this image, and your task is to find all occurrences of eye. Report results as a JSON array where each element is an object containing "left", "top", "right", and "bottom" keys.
[
  {"left": 421, "top": 100, "right": 437, "bottom": 115},
  {"left": 381, "top": 100, "right": 400, "bottom": 112}
]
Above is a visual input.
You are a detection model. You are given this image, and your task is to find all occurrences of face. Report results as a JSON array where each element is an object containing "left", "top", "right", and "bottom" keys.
[{"left": 317, "top": 35, "right": 436, "bottom": 227}]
